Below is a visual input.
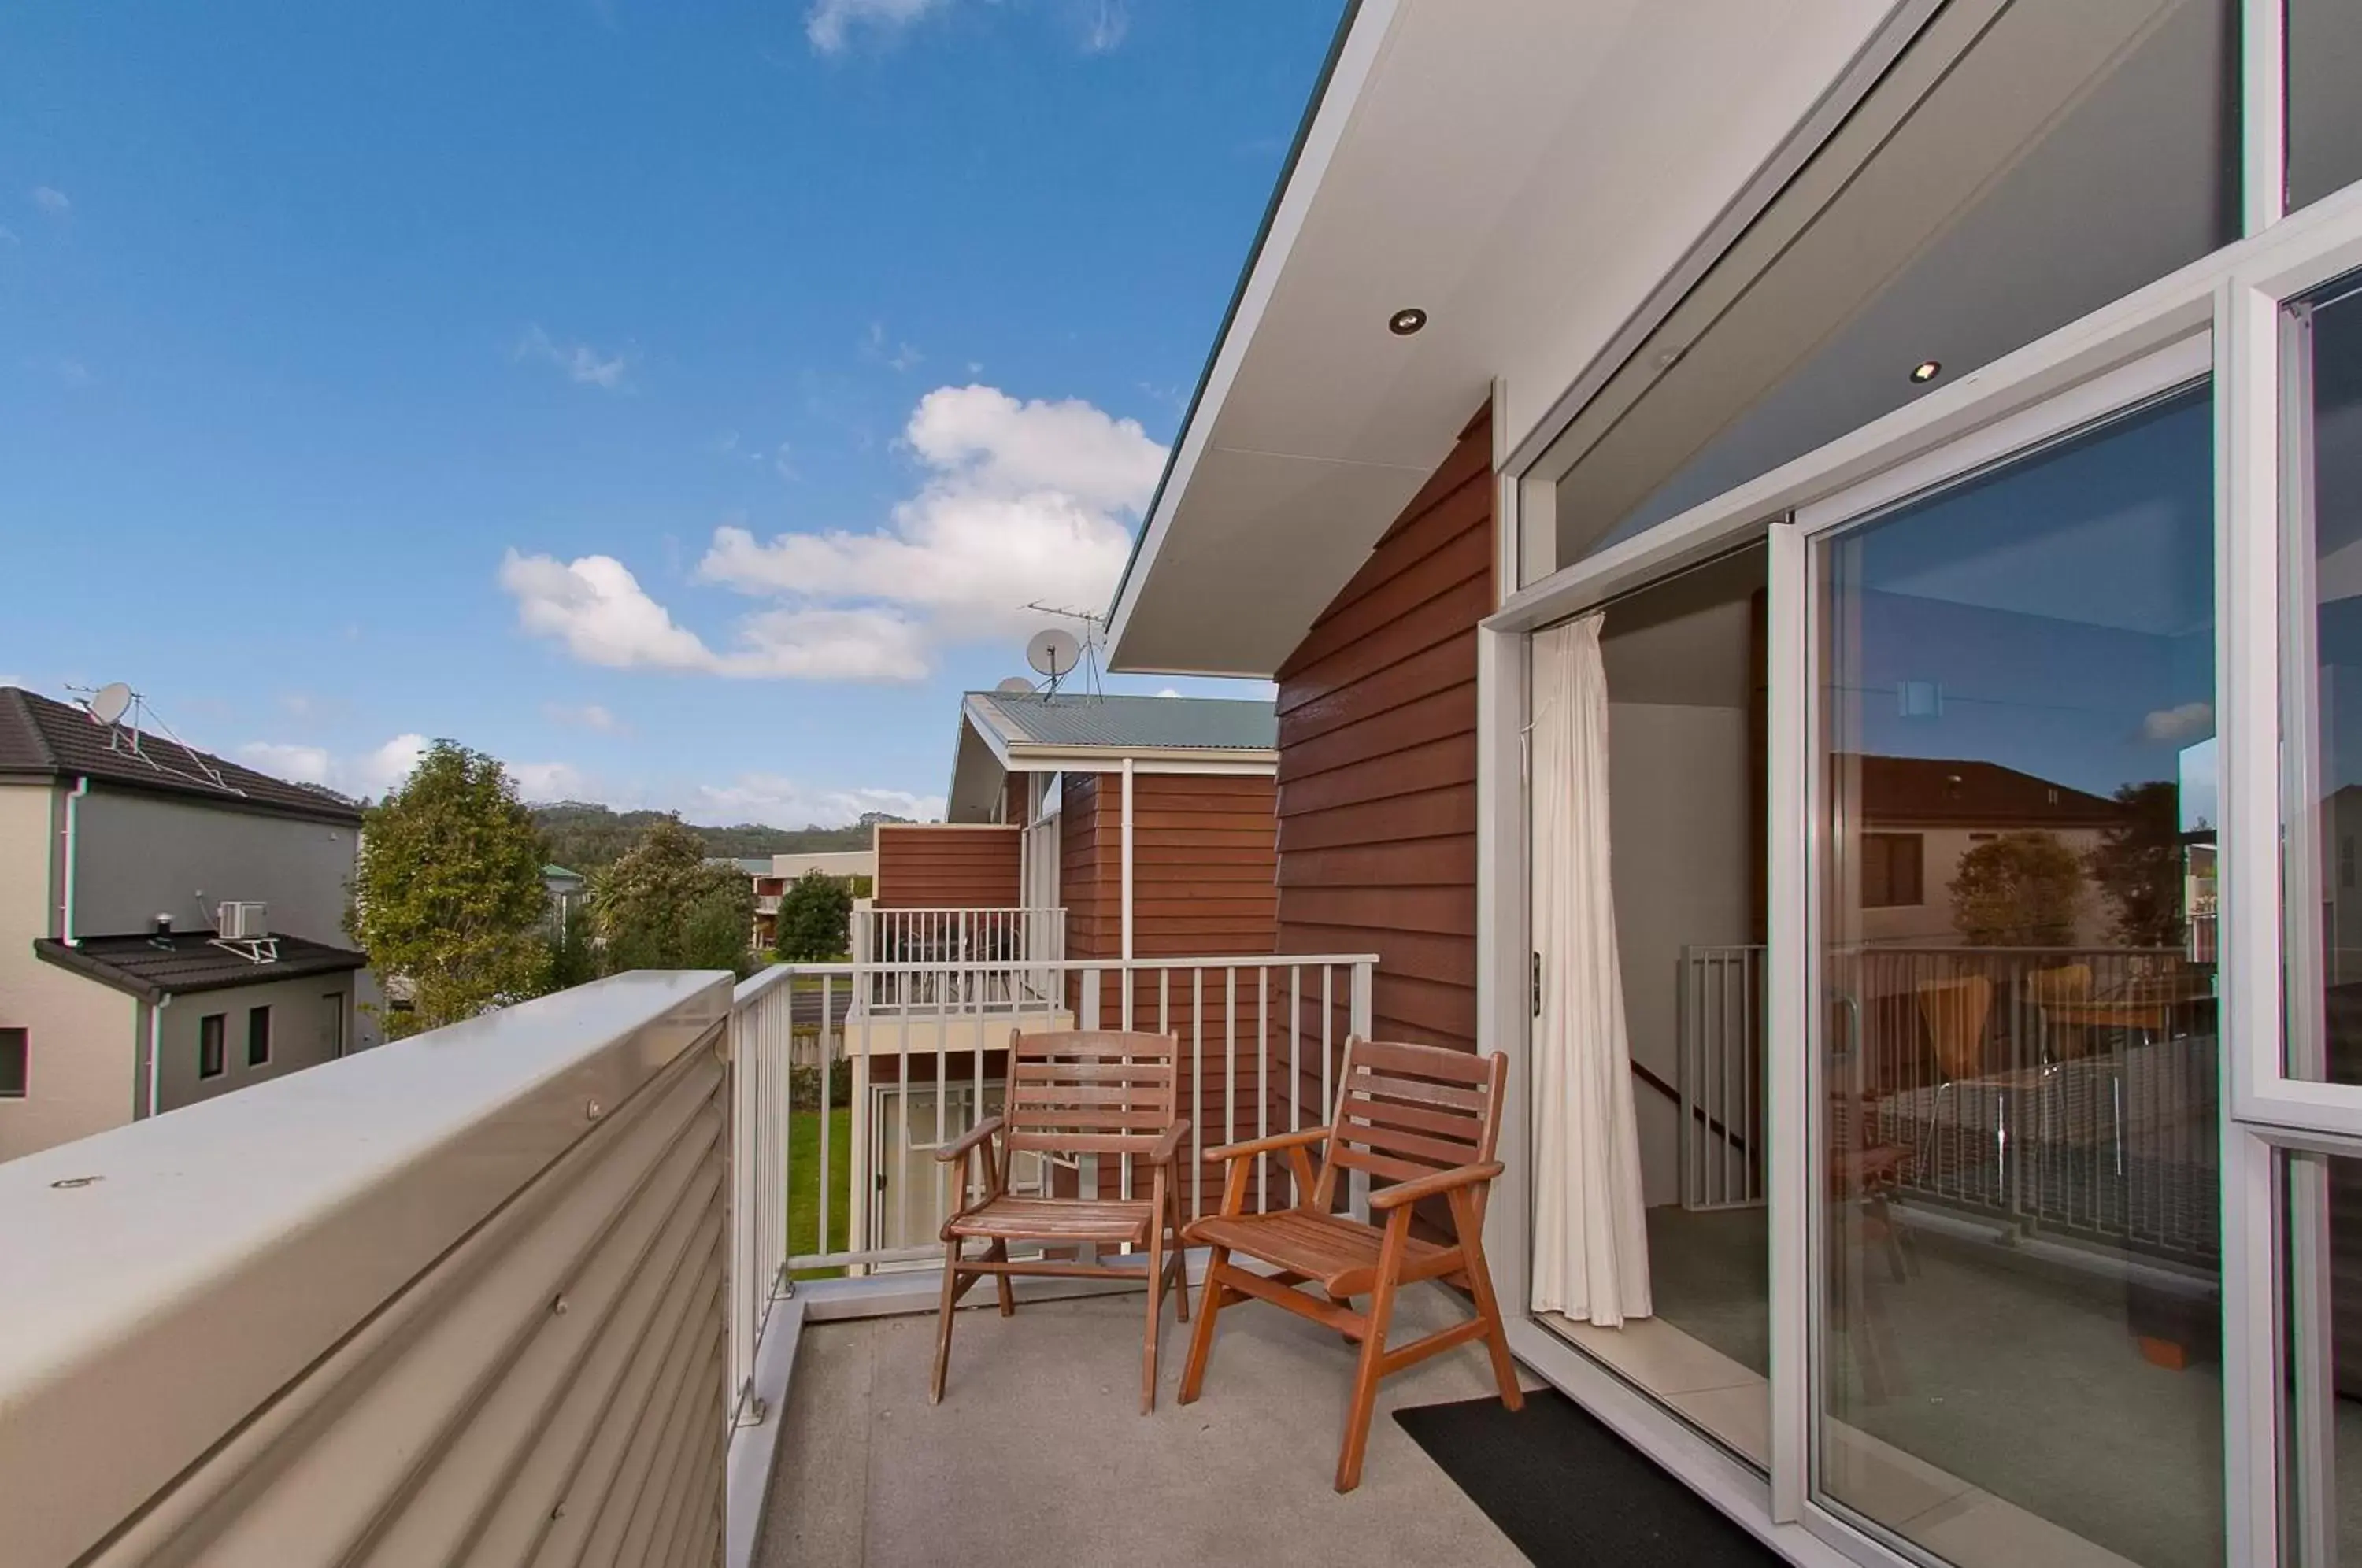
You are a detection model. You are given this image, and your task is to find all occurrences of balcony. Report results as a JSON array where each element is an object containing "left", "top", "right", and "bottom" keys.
[{"left": 0, "top": 949, "right": 1425, "bottom": 1568}]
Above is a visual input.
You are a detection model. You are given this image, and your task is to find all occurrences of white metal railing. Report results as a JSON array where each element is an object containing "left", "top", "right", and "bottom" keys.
[
  {"left": 0, "top": 971, "right": 735, "bottom": 1568},
  {"left": 723, "top": 952, "right": 1376, "bottom": 1376},
  {"left": 850, "top": 906, "right": 1066, "bottom": 1011},
  {"left": 1677, "top": 944, "right": 1764, "bottom": 1210}
]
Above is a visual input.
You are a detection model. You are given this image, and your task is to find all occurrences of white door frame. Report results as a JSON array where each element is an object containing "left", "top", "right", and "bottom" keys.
[{"left": 1479, "top": 158, "right": 2362, "bottom": 1568}]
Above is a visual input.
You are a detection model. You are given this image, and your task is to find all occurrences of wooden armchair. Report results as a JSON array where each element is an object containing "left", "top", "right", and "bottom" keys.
[
  {"left": 1177, "top": 1036, "right": 1520, "bottom": 1492},
  {"left": 930, "top": 1028, "right": 1190, "bottom": 1415}
]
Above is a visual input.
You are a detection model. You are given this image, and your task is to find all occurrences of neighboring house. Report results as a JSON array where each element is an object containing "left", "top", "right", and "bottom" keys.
[
  {"left": 542, "top": 863, "right": 587, "bottom": 937},
  {"left": 846, "top": 688, "right": 1280, "bottom": 1252},
  {"left": 916, "top": 688, "right": 1281, "bottom": 967},
  {"left": 725, "top": 850, "right": 877, "bottom": 950},
  {"left": 1092, "top": 2, "right": 2334, "bottom": 1561},
  {"left": 1846, "top": 754, "right": 2125, "bottom": 947},
  {"left": 0, "top": 686, "right": 372, "bottom": 1161}
]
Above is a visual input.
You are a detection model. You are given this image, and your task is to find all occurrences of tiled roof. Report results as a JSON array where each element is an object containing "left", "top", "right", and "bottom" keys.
[
  {"left": 967, "top": 691, "right": 1277, "bottom": 753},
  {"left": 1854, "top": 756, "right": 2124, "bottom": 828},
  {"left": 33, "top": 930, "right": 369, "bottom": 1002},
  {"left": 0, "top": 687, "right": 364, "bottom": 824}
]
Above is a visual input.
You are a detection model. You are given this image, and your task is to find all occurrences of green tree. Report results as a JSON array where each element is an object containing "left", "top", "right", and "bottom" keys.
[
  {"left": 774, "top": 871, "right": 855, "bottom": 961},
  {"left": 592, "top": 816, "right": 758, "bottom": 975},
  {"left": 1948, "top": 830, "right": 2086, "bottom": 947},
  {"left": 2086, "top": 780, "right": 2186, "bottom": 949},
  {"left": 347, "top": 741, "right": 551, "bottom": 1038}
]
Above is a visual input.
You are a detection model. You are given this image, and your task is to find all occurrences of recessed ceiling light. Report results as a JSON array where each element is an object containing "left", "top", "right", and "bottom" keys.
[
  {"left": 1388, "top": 308, "right": 1428, "bottom": 337},
  {"left": 1909, "top": 359, "right": 1942, "bottom": 384}
]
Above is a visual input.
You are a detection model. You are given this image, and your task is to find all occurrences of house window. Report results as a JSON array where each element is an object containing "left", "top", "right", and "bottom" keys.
[
  {"left": 1861, "top": 833, "right": 1924, "bottom": 909},
  {"left": 0, "top": 1028, "right": 25, "bottom": 1098},
  {"left": 246, "top": 1006, "right": 272, "bottom": 1067},
  {"left": 198, "top": 1014, "right": 226, "bottom": 1079}
]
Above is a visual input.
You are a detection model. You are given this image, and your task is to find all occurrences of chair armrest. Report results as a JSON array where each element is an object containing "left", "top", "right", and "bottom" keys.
[
  {"left": 1149, "top": 1118, "right": 1192, "bottom": 1166},
  {"left": 1366, "top": 1160, "right": 1505, "bottom": 1211},
  {"left": 1204, "top": 1126, "right": 1330, "bottom": 1165},
  {"left": 933, "top": 1115, "right": 1004, "bottom": 1163}
]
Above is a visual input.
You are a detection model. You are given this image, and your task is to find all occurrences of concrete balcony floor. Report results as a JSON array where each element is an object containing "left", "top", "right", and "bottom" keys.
[{"left": 757, "top": 1282, "right": 1533, "bottom": 1567}]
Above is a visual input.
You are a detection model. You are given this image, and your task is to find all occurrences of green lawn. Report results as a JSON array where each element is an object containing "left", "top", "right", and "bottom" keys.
[{"left": 787, "top": 1107, "right": 853, "bottom": 1281}]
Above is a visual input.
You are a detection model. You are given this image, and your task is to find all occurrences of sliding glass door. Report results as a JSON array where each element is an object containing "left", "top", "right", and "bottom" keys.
[{"left": 1800, "top": 361, "right": 2223, "bottom": 1566}]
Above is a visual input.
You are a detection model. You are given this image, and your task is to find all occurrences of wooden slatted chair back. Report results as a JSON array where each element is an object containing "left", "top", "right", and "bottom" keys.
[
  {"left": 1314, "top": 1036, "right": 1504, "bottom": 1213},
  {"left": 1003, "top": 1028, "right": 1181, "bottom": 1159}
]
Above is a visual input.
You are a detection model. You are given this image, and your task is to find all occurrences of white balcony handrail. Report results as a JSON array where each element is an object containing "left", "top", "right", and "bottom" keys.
[
  {"left": 725, "top": 951, "right": 1377, "bottom": 1314},
  {"left": 0, "top": 971, "right": 735, "bottom": 1568}
]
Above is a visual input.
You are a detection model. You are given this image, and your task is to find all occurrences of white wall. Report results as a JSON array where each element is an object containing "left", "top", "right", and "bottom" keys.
[
  {"left": 1607, "top": 702, "right": 1753, "bottom": 1208},
  {"left": 72, "top": 789, "right": 357, "bottom": 944},
  {"left": 154, "top": 974, "right": 355, "bottom": 1114},
  {"left": 0, "top": 782, "right": 140, "bottom": 1162}
]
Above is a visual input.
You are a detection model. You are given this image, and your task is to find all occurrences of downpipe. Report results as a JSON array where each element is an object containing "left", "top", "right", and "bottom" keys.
[{"left": 59, "top": 775, "right": 88, "bottom": 944}]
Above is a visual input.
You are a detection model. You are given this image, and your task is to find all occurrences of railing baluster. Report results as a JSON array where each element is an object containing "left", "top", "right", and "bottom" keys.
[
  {"left": 1192, "top": 967, "right": 1205, "bottom": 1222},
  {"left": 1224, "top": 967, "right": 1237, "bottom": 1207},
  {"left": 1257, "top": 966, "right": 1269, "bottom": 1214},
  {"left": 1289, "top": 963, "right": 1302, "bottom": 1204},
  {"left": 817, "top": 974, "right": 833, "bottom": 1270}
]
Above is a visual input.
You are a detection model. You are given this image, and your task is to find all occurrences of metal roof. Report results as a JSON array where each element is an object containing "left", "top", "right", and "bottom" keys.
[
  {"left": 34, "top": 930, "right": 369, "bottom": 1003},
  {"left": 0, "top": 687, "right": 364, "bottom": 825},
  {"left": 965, "top": 691, "right": 1277, "bottom": 753}
]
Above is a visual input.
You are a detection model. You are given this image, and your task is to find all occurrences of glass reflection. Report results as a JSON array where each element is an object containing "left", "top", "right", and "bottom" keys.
[{"left": 1816, "top": 386, "right": 2223, "bottom": 1566}]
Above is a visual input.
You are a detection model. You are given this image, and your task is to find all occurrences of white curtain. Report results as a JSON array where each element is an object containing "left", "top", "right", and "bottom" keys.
[{"left": 1529, "top": 614, "right": 1653, "bottom": 1326}]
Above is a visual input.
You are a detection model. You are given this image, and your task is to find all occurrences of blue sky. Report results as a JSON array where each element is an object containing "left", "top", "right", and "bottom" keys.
[{"left": 0, "top": 0, "right": 1339, "bottom": 822}]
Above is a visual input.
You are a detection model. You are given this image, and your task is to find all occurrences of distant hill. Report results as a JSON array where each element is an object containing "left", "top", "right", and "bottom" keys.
[{"left": 531, "top": 801, "right": 913, "bottom": 872}]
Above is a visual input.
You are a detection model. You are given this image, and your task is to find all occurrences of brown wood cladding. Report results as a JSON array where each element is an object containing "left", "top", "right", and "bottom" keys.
[
  {"left": 872, "top": 824, "right": 1020, "bottom": 909},
  {"left": 1275, "top": 403, "right": 1493, "bottom": 1055},
  {"left": 1060, "top": 770, "right": 1279, "bottom": 962}
]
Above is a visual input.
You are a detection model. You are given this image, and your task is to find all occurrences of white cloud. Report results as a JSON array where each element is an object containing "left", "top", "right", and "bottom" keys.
[
  {"left": 693, "top": 773, "right": 942, "bottom": 828},
  {"left": 238, "top": 741, "right": 332, "bottom": 786},
  {"left": 515, "top": 324, "right": 630, "bottom": 390},
  {"left": 509, "top": 760, "right": 594, "bottom": 801},
  {"left": 864, "top": 320, "right": 923, "bottom": 372},
  {"left": 543, "top": 701, "right": 625, "bottom": 734},
  {"left": 239, "top": 733, "right": 590, "bottom": 804},
  {"left": 499, "top": 550, "right": 716, "bottom": 671},
  {"left": 55, "top": 358, "right": 91, "bottom": 388},
  {"left": 502, "top": 383, "right": 1161, "bottom": 683},
  {"left": 806, "top": 0, "right": 949, "bottom": 53},
  {"left": 1082, "top": 0, "right": 1127, "bottom": 52},
  {"left": 499, "top": 549, "right": 931, "bottom": 680},
  {"left": 689, "top": 383, "right": 1164, "bottom": 675},
  {"left": 30, "top": 186, "right": 68, "bottom": 216},
  {"left": 2142, "top": 701, "right": 2214, "bottom": 745}
]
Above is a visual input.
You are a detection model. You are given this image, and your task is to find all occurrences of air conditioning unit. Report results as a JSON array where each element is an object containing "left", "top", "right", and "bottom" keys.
[{"left": 217, "top": 901, "right": 269, "bottom": 940}]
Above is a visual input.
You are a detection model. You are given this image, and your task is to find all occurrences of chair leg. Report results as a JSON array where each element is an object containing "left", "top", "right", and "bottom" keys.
[
  {"left": 1336, "top": 1270, "right": 1398, "bottom": 1493},
  {"left": 1450, "top": 1189, "right": 1523, "bottom": 1411},
  {"left": 931, "top": 1239, "right": 963, "bottom": 1405},
  {"left": 1178, "top": 1244, "right": 1229, "bottom": 1406},
  {"left": 1142, "top": 1222, "right": 1166, "bottom": 1415},
  {"left": 990, "top": 1238, "right": 1015, "bottom": 1316}
]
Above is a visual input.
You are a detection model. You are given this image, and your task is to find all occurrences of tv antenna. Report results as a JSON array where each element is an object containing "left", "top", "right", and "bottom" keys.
[{"left": 68, "top": 680, "right": 242, "bottom": 797}]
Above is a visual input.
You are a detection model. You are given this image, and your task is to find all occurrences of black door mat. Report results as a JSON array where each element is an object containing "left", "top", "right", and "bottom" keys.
[{"left": 1393, "top": 1389, "right": 1784, "bottom": 1566}]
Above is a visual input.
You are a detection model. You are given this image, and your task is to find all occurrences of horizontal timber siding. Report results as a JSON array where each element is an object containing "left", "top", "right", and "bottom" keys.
[
  {"left": 1057, "top": 767, "right": 1283, "bottom": 1206},
  {"left": 1275, "top": 402, "right": 1492, "bottom": 1057},
  {"left": 872, "top": 824, "right": 1020, "bottom": 909}
]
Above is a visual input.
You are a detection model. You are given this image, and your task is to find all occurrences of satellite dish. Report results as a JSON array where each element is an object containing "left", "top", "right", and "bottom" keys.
[
  {"left": 1026, "top": 629, "right": 1082, "bottom": 680},
  {"left": 89, "top": 682, "right": 133, "bottom": 725},
  {"left": 995, "top": 676, "right": 1035, "bottom": 695}
]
